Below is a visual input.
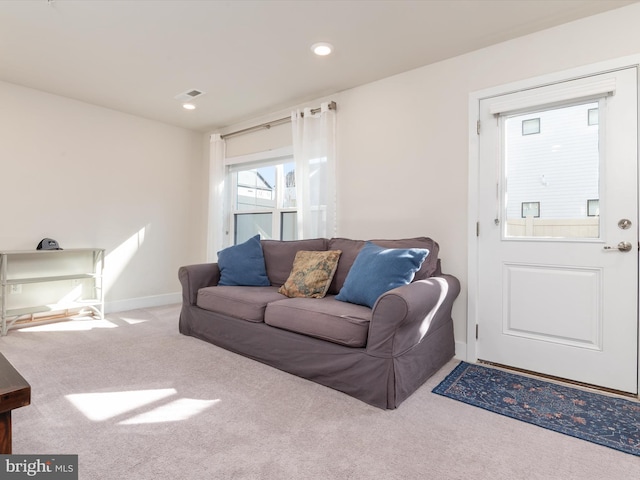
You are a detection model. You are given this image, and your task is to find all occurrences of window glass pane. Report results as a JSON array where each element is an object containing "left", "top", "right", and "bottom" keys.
[
  {"left": 234, "top": 213, "right": 272, "bottom": 244},
  {"left": 522, "top": 118, "right": 540, "bottom": 135},
  {"left": 236, "top": 166, "right": 276, "bottom": 211},
  {"left": 521, "top": 202, "right": 540, "bottom": 218},
  {"left": 504, "top": 101, "right": 600, "bottom": 239},
  {"left": 282, "top": 162, "right": 296, "bottom": 208},
  {"left": 230, "top": 155, "right": 296, "bottom": 244},
  {"left": 281, "top": 211, "right": 297, "bottom": 241}
]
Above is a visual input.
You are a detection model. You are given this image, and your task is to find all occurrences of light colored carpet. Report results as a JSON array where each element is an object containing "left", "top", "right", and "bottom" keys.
[{"left": 1, "top": 305, "right": 638, "bottom": 480}]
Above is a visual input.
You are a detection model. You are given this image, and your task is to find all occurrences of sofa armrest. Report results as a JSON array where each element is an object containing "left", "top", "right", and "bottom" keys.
[
  {"left": 178, "top": 263, "right": 221, "bottom": 306},
  {"left": 366, "top": 274, "right": 461, "bottom": 357}
]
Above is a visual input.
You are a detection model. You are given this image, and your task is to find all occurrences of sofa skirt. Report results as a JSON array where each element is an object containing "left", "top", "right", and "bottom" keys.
[{"left": 179, "top": 304, "right": 454, "bottom": 409}]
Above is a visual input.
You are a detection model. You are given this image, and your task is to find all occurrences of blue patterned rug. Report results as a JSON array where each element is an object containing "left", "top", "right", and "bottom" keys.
[{"left": 432, "top": 362, "right": 640, "bottom": 456}]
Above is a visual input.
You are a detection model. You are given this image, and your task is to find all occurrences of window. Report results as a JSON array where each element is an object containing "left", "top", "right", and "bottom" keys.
[
  {"left": 588, "top": 108, "right": 599, "bottom": 126},
  {"left": 227, "top": 151, "right": 297, "bottom": 245},
  {"left": 211, "top": 103, "right": 336, "bottom": 255},
  {"left": 522, "top": 118, "right": 541, "bottom": 135},
  {"left": 504, "top": 101, "right": 600, "bottom": 238},
  {"left": 521, "top": 201, "right": 540, "bottom": 218}
]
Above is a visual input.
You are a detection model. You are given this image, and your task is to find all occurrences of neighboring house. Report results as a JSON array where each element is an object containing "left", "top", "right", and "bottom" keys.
[
  {"left": 506, "top": 102, "right": 599, "bottom": 220},
  {"left": 236, "top": 170, "right": 275, "bottom": 210},
  {"left": 233, "top": 163, "right": 297, "bottom": 243},
  {"left": 505, "top": 102, "right": 600, "bottom": 238}
]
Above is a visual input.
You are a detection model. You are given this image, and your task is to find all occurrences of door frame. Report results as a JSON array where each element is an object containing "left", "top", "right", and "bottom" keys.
[{"left": 467, "top": 55, "right": 640, "bottom": 397}]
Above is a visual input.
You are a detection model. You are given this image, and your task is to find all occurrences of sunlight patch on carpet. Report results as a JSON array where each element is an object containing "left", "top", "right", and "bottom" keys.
[
  {"left": 119, "top": 398, "right": 220, "bottom": 424},
  {"left": 18, "top": 318, "right": 119, "bottom": 332},
  {"left": 67, "top": 388, "right": 177, "bottom": 421},
  {"left": 66, "top": 388, "right": 220, "bottom": 424},
  {"left": 119, "top": 316, "right": 148, "bottom": 325}
]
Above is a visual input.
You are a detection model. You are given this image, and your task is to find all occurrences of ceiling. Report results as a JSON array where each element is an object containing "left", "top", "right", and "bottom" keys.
[{"left": 0, "top": 0, "right": 635, "bottom": 133}]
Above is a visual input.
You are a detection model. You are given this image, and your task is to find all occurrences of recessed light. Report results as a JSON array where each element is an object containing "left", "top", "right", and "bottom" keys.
[
  {"left": 182, "top": 103, "right": 196, "bottom": 110},
  {"left": 311, "top": 42, "right": 333, "bottom": 56}
]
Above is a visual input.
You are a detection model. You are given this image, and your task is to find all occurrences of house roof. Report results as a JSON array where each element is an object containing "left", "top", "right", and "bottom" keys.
[{"left": 0, "top": 0, "right": 635, "bottom": 132}]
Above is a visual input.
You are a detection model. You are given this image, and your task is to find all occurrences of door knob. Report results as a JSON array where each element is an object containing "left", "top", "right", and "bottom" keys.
[
  {"left": 603, "top": 241, "right": 633, "bottom": 252},
  {"left": 618, "top": 219, "right": 632, "bottom": 229}
]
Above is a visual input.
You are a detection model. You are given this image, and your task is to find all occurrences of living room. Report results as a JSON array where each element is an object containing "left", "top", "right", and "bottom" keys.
[{"left": 1, "top": 1, "right": 640, "bottom": 478}]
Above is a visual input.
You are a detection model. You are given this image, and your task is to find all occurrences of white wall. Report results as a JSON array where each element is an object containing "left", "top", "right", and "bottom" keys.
[
  {"left": 6, "top": 3, "right": 638, "bottom": 337},
  {"left": 0, "top": 80, "right": 206, "bottom": 311},
  {"left": 216, "top": 3, "right": 640, "bottom": 352}
]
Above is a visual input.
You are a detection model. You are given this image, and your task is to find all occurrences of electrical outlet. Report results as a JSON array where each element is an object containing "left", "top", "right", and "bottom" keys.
[{"left": 10, "top": 284, "right": 22, "bottom": 294}]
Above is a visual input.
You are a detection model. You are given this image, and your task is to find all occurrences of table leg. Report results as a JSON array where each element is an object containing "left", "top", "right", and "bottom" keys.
[{"left": 0, "top": 410, "right": 11, "bottom": 454}]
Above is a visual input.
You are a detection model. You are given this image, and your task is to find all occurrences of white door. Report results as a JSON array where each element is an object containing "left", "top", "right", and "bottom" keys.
[{"left": 476, "top": 67, "right": 638, "bottom": 394}]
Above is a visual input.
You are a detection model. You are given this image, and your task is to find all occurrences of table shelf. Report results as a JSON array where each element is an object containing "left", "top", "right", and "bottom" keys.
[
  {"left": 0, "top": 249, "right": 104, "bottom": 335},
  {"left": 5, "top": 273, "right": 98, "bottom": 285}
]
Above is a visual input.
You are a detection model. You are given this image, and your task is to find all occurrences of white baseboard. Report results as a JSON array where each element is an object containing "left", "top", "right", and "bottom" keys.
[
  {"left": 454, "top": 341, "right": 467, "bottom": 361},
  {"left": 105, "top": 292, "right": 181, "bottom": 314}
]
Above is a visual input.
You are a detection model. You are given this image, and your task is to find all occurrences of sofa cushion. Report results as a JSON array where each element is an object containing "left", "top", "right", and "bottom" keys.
[
  {"left": 261, "top": 238, "right": 328, "bottom": 286},
  {"left": 197, "top": 286, "right": 283, "bottom": 323},
  {"left": 335, "top": 242, "right": 429, "bottom": 308},
  {"left": 370, "top": 237, "right": 439, "bottom": 279},
  {"left": 264, "top": 296, "right": 371, "bottom": 347},
  {"left": 278, "top": 250, "right": 342, "bottom": 298},
  {"left": 327, "top": 237, "right": 439, "bottom": 294},
  {"left": 217, "top": 234, "right": 270, "bottom": 286}
]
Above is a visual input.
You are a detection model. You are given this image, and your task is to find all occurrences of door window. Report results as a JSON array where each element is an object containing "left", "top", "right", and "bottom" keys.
[{"left": 504, "top": 101, "right": 600, "bottom": 239}]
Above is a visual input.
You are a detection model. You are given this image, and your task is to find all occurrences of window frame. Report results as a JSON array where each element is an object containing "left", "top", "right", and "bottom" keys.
[{"left": 224, "top": 146, "right": 296, "bottom": 245}]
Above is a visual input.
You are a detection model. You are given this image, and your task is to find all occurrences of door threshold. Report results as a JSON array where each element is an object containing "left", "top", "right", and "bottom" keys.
[{"left": 477, "top": 360, "right": 638, "bottom": 400}]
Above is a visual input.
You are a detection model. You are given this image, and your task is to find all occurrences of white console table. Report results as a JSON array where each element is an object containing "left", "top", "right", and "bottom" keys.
[{"left": 0, "top": 249, "right": 104, "bottom": 335}]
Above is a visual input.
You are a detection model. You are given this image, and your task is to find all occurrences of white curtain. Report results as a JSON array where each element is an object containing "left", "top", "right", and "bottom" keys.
[
  {"left": 291, "top": 102, "right": 337, "bottom": 239},
  {"left": 207, "top": 133, "right": 227, "bottom": 261}
]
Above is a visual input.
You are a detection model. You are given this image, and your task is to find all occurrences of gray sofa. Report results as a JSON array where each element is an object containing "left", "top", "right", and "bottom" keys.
[{"left": 178, "top": 237, "right": 460, "bottom": 409}]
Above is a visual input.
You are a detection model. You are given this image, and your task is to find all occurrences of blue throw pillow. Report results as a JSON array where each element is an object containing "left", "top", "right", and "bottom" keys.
[
  {"left": 335, "top": 242, "right": 429, "bottom": 308},
  {"left": 217, "top": 235, "right": 271, "bottom": 286}
]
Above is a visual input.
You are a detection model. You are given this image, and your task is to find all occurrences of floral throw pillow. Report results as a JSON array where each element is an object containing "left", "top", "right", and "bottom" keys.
[{"left": 278, "top": 250, "right": 342, "bottom": 298}]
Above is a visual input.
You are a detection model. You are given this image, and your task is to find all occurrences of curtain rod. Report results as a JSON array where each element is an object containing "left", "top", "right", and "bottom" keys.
[{"left": 220, "top": 101, "right": 336, "bottom": 140}]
